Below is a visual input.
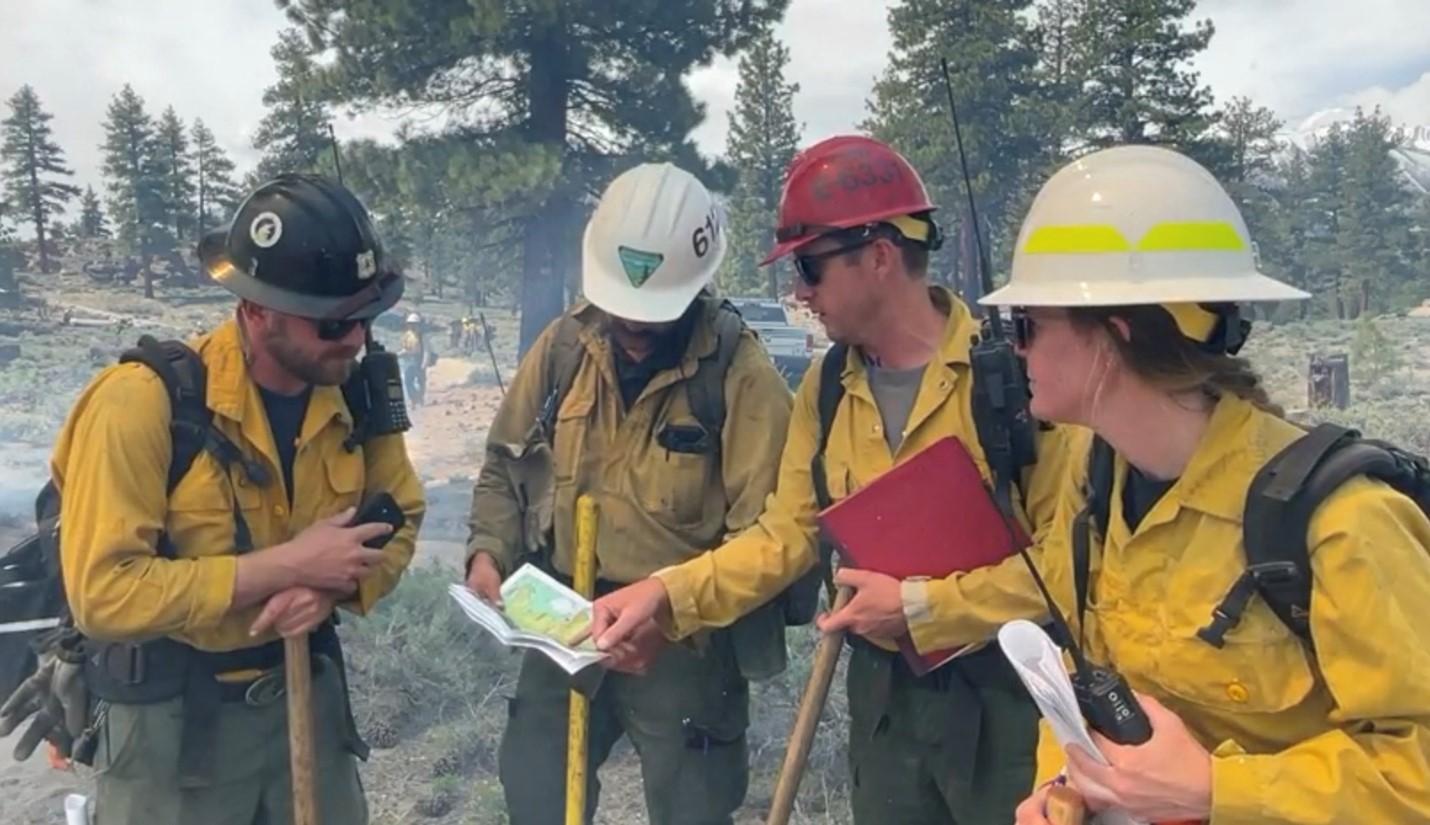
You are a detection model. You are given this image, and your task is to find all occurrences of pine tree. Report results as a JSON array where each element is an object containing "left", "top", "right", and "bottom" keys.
[
  {"left": 864, "top": 0, "right": 1044, "bottom": 300},
  {"left": 100, "top": 84, "right": 169, "bottom": 256},
  {"left": 277, "top": 0, "right": 788, "bottom": 353},
  {"left": 1301, "top": 124, "right": 1352, "bottom": 317},
  {"left": 1071, "top": 0, "right": 1216, "bottom": 151},
  {"left": 1031, "top": 0, "right": 1090, "bottom": 154},
  {"left": 0, "top": 203, "right": 18, "bottom": 292},
  {"left": 720, "top": 28, "right": 801, "bottom": 299},
  {"left": 77, "top": 184, "right": 109, "bottom": 239},
  {"left": 1, "top": 85, "right": 80, "bottom": 273},
  {"left": 1335, "top": 108, "right": 1416, "bottom": 315},
  {"left": 191, "top": 119, "right": 240, "bottom": 232},
  {"left": 154, "top": 106, "right": 196, "bottom": 243},
  {"left": 253, "top": 28, "right": 335, "bottom": 181},
  {"left": 1211, "top": 96, "right": 1283, "bottom": 303}
]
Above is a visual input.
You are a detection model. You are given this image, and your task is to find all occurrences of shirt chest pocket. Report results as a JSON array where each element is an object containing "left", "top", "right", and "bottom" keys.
[
  {"left": 166, "top": 456, "right": 264, "bottom": 555},
  {"left": 632, "top": 419, "right": 717, "bottom": 528},
  {"left": 552, "top": 395, "right": 594, "bottom": 485},
  {"left": 319, "top": 446, "right": 365, "bottom": 511},
  {"left": 1153, "top": 580, "right": 1317, "bottom": 714}
]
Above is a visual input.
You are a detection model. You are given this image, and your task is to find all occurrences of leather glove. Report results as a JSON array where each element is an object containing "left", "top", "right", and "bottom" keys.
[{"left": 0, "top": 630, "right": 88, "bottom": 760}]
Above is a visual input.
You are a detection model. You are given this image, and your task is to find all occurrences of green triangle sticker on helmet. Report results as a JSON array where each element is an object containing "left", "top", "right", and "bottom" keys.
[{"left": 617, "top": 245, "right": 664, "bottom": 288}]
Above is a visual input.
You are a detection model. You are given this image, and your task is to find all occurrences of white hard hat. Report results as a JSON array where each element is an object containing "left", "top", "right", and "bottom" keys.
[
  {"left": 406, "top": 312, "right": 421, "bottom": 324},
  {"left": 582, "top": 162, "right": 726, "bottom": 323},
  {"left": 982, "top": 145, "right": 1309, "bottom": 308}
]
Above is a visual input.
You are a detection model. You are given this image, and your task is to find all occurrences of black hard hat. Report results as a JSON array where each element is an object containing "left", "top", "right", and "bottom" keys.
[{"left": 198, "top": 173, "right": 403, "bottom": 320}]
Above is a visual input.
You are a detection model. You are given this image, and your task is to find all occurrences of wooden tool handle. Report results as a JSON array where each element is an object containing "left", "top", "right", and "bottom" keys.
[
  {"left": 1046, "top": 784, "right": 1085, "bottom": 825},
  {"left": 286, "top": 634, "right": 317, "bottom": 825},
  {"left": 765, "top": 586, "right": 853, "bottom": 825}
]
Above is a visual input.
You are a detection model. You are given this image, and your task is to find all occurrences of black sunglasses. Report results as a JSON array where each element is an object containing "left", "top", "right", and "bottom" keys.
[
  {"left": 793, "top": 237, "right": 880, "bottom": 286},
  {"left": 1011, "top": 309, "right": 1036, "bottom": 350},
  {"left": 315, "top": 317, "right": 369, "bottom": 341}
]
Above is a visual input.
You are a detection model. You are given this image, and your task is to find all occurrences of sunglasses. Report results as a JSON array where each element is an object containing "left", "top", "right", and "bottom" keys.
[
  {"left": 315, "top": 317, "right": 369, "bottom": 341},
  {"left": 793, "top": 237, "right": 879, "bottom": 286},
  {"left": 1011, "top": 309, "right": 1036, "bottom": 350}
]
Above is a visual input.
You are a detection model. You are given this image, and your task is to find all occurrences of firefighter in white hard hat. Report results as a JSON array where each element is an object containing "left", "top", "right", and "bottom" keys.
[
  {"left": 990, "top": 145, "right": 1430, "bottom": 824},
  {"left": 463, "top": 162, "right": 795, "bottom": 825}
]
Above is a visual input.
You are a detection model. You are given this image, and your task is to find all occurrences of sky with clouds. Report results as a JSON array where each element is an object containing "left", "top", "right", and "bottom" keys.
[{"left": 3, "top": 0, "right": 1428, "bottom": 211}]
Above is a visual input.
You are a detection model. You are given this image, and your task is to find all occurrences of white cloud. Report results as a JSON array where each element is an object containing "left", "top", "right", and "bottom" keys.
[
  {"left": 1192, "top": 0, "right": 1430, "bottom": 125},
  {"left": 687, "top": 0, "right": 892, "bottom": 156}
]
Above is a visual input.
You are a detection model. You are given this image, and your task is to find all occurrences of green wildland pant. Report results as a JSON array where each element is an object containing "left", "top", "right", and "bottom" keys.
[
  {"left": 845, "top": 641, "right": 1039, "bottom": 825},
  {"left": 91, "top": 658, "right": 366, "bottom": 825},
  {"left": 499, "top": 631, "right": 750, "bottom": 825}
]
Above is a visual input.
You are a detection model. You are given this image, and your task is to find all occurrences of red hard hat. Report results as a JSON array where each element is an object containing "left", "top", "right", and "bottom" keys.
[{"left": 761, "top": 135, "right": 937, "bottom": 266}]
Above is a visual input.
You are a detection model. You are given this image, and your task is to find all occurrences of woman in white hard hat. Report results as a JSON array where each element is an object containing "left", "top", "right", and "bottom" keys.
[{"left": 999, "top": 146, "right": 1430, "bottom": 824}]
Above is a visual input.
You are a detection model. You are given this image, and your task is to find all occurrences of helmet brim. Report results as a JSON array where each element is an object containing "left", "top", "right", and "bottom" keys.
[
  {"left": 200, "top": 229, "right": 404, "bottom": 320},
  {"left": 582, "top": 258, "right": 712, "bottom": 323},
  {"left": 979, "top": 269, "right": 1310, "bottom": 307}
]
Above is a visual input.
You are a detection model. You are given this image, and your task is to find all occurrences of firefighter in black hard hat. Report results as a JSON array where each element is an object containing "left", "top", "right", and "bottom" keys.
[{"left": 6, "top": 173, "right": 424, "bottom": 824}]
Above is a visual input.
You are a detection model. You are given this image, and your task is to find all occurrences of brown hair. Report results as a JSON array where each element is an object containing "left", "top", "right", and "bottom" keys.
[{"left": 1067, "top": 305, "right": 1283, "bottom": 416}]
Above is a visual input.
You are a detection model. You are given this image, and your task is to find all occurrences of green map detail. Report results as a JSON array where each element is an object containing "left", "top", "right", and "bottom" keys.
[
  {"left": 502, "top": 577, "right": 595, "bottom": 648},
  {"left": 618, "top": 246, "right": 664, "bottom": 288}
]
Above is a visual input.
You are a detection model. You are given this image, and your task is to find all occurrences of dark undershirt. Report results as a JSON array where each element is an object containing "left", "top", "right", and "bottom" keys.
[
  {"left": 258, "top": 385, "right": 313, "bottom": 504},
  {"left": 1121, "top": 464, "right": 1177, "bottom": 532},
  {"left": 608, "top": 310, "right": 697, "bottom": 410}
]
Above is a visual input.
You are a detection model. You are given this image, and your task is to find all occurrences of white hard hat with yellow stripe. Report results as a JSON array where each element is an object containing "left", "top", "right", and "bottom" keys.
[{"left": 982, "top": 145, "right": 1308, "bottom": 342}]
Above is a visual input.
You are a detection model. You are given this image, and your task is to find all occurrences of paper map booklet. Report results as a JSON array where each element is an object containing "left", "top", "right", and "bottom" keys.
[{"left": 447, "top": 564, "right": 608, "bottom": 675}]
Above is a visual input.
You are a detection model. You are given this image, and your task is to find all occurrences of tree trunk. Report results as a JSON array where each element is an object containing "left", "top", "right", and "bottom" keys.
[
  {"left": 517, "top": 19, "right": 573, "bottom": 357},
  {"left": 26, "top": 126, "right": 50, "bottom": 275}
]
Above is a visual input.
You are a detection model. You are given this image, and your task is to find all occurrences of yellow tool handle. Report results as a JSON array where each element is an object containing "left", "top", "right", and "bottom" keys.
[{"left": 565, "top": 495, "right": 599, "bottom": 825}]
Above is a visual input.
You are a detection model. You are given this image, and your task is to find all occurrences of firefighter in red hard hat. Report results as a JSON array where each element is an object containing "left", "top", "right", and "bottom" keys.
[{"left": 591, "top": 135, "right": 1090, "bottom": 824}]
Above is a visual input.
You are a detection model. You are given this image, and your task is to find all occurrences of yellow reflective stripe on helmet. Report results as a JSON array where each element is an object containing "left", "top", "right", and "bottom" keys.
[
  {"left": 1023, "top": 221, "right": 1246, "bottom": 254},
  {"left": 1136, "top": 221, "right": 1246, "bottom": 252},
  {"left": 1023, "top": 224, "right": 1130, "bottom": 253}
]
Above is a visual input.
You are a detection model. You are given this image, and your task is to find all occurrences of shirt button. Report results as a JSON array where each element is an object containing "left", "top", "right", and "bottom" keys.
[
  {"left": 1226, "top": 682, "right": 1249, "bottom": 703},
  {"left": 274, "top": 504, "right": 287, "bottom": 517}
]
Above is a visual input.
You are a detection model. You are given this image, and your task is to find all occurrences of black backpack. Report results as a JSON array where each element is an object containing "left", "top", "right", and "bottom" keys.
[
  {"left": 538, "top": 298, "right": 742, "bottom": 450},
  {"left": 1080, "top": 423, "right": 1430, "bottom": 650},
  {"left": 0, "top": 335, "right": 251, "bottom": 700}
]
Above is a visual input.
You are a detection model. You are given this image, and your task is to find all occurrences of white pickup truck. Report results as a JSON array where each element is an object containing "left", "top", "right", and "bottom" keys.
[{"left": 729, "top": 297, "right": 814, "bottom": 386}]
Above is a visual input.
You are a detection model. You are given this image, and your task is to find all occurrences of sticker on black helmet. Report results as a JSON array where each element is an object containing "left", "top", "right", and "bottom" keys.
[
  {"left": 356, "top": 250, "right": 377, "bottom": 280},
  {"left": 250, "top": 212, "right": 283, "bottom": 248}
]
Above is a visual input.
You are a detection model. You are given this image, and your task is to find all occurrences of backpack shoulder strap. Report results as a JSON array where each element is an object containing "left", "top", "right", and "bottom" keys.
[
  {"left": 685, "top": 300, "right": 744, "bottom": 445},
  {"left": 1215, "top": 423, "right": 1428, "bottom": 647},
  {"left": 537, "top": 313, "right": 586, "bottom": 437},
  {"left": 119, "top": 336, "right": 214, "bottom": 494},
  {"left": 1070, "top": 436, "right": 1116, "bottom": 645},
  {"left": 119, "top": 336, "right": 262, "bottom": 556},
  {"left": 1084, "top": 436, "right": 1116, "bottom": 541},
  {"left": 811, "top": 343, "right": 849, "bottom": 510}
]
